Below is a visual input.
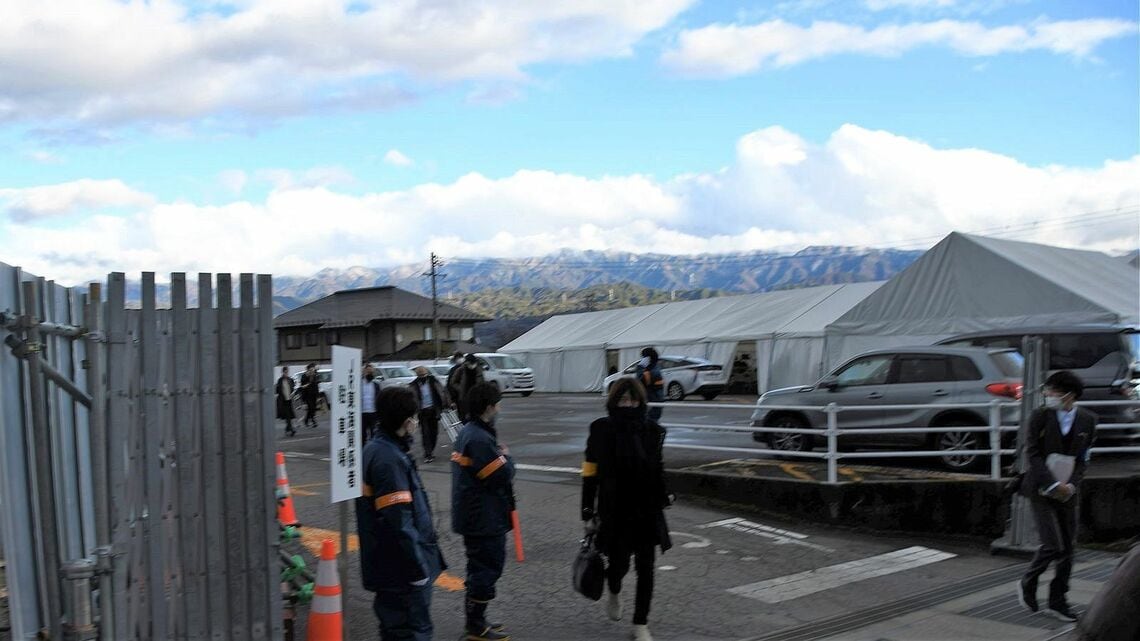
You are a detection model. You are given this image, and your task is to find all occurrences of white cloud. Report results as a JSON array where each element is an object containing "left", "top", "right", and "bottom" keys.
[
  {"left": 662, "top": 17, "right": 1137, "bottom": 77},
  {"left": 865, "top": 0, "right": 958, "bottom": 10},
  {"left": 1, "top": 124, "right": 1137, "bottom": 284},
  {"left": 253, "top": 166, "right": 357, "bottom": 190},
  {"left": 0, "top": 179, "right": 155, "bottom": 221},
  {"left": 218, "top": 169, "right": 248, "bottom": 195},
  {"left": 384, "top": 150, "right": 415, "bottom": 167},
  {"left": 0, "top": 0, "right": 694, "bottom": 127},
  {"left": 25, "top": 150, "right": 64, "bottom": 165}
]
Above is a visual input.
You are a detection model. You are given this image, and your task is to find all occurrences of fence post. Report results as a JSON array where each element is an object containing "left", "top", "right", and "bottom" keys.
[
  {"left": 989, "top": 400, "right": 1002, "bottom": 481},
  {"left": 825, "top": 403, "right": 839, "bottom": 484}
]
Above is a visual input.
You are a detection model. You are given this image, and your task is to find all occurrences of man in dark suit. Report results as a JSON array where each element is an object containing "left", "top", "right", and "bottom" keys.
[{"left": 1017, "top": 370, "right": 1097, "bottom": 622}]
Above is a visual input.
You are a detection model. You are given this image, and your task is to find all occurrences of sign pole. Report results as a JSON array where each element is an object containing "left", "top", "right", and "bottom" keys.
[{"left": 329, "top": 345, "right": 363, "bottom": 640}]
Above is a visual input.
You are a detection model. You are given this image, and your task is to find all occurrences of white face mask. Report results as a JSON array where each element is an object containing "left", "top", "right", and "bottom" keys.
[
  {"left": 639, "top": 357, "right": 651, "bottom": 368},
  {"left": 1044, "top": 395, "right": 1063, "bottom": 410}
]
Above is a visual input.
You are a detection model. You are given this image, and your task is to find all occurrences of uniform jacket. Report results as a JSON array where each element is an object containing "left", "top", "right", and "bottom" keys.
[
  {"left": 1021, "top": 406, "right": 1097, "bottom": 500},
  {"left": 356, "top": 431, "right": 446, "bottom": 592},
  {"left": 451, "top": 419, "right": 515, "bottom": 536},
  {"left": 409, "top": 376, "right": 450, "bottom": 410},
  {"left": 581, "top": 413, "right": 672, "bottom": 554}
]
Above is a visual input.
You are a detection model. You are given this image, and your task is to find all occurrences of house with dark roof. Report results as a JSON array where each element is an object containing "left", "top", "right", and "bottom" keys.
[{"left": 274, "top": 286, "right": 491, "bottom": 364}]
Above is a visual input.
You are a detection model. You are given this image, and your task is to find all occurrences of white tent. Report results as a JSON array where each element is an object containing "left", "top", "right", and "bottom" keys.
[
  {"left": 502, "top": 282, "right": 884, "bottom": 393},
  {"left": 825, "top": 233, "right": 1140, "bottom": 368}
]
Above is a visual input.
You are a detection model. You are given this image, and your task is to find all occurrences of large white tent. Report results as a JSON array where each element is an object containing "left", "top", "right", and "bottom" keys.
[
  {"left": 824, "top": 233, "right": 1140, "bottom": 368},
  {"left": 502, "top": 281, "right": 884, "bottom": 393}
]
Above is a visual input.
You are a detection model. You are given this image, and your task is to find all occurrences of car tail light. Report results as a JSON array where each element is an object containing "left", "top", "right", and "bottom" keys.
[
  {"left": 695, "top": 365, "right": 722, "bottom": 371},
  {"left": 986, "top": 382, "right": 1023, "bottom": 399}
]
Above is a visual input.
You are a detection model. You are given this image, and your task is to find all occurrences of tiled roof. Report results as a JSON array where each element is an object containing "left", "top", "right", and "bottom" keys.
[{"left": 274, "top": 286, "right": 490, "bottom": 328}]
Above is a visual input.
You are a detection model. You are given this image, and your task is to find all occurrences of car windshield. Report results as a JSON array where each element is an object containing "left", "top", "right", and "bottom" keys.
[
  {"left": 381, "top": 366, "right": 414, "bottom": 378},
  {"left": 429, "top": 366, "right": 450, "bottom": 375},
  {"left": 318, "top": 371, "right": 332, "bottom": 383},
  {"left": 989, "top": 351, "right": 1024, "bottom": 377},
  {"left": 483, "top": 355, "right": 525, "bottom": 369}
]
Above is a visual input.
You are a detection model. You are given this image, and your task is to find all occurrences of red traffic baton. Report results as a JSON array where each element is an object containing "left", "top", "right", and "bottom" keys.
[{"left": 510, "top": 510, "right": 525, "bottom": 562}]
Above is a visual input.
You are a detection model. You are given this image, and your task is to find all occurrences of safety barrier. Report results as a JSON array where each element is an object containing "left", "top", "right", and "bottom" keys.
[{"left": 654, "top": 399, "right": 1140, "bottom": 484}]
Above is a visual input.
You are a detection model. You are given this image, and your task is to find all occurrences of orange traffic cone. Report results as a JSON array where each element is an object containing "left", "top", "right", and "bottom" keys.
[
  {"left": 276, "top": 452, "right": 301, "bottom": 527},
  {"left": 307, "top": 539, "right": 343, "bottom": 641}
]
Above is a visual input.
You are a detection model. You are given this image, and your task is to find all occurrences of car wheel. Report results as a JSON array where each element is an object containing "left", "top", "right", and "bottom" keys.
[
  {"left": 701, "top": 392, "right": 719, "bottom": 401},
  {"left": 521, "top": 391, "right": 533, "bottom": 397},
  {"left": 766, "top": 415, "right": 813, "bottom": 454},
  {"left": 934, "top": 421, "right": 985, "bottom": 471},
  {"left": 666, "top": 382, "right": 685, "bottom": 401}
]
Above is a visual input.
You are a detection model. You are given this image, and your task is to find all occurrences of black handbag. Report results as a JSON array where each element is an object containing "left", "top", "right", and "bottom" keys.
[{"left": 572, "top": 531, "right": 605, "bottom": 601}]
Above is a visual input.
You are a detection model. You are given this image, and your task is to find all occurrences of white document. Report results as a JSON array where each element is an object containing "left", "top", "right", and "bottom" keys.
[{"left": 1046, "top": 453, "right": 1075, "bottom": 485}]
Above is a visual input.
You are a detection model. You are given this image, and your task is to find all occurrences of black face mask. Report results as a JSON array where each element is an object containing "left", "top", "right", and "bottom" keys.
[
  {"left": 365, "top": 374, "right": 375, "bottom": 381},
  {"left": 612, "top": 406, "right": 646, "bottom": 422}
]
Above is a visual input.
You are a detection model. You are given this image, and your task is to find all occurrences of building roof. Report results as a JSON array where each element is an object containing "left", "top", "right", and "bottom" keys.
[{"left": 274, "top": 286, "right": 490, "bottom": 328}]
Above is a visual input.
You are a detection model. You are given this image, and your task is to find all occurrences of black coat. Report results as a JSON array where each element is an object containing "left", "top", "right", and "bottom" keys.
[
  {"left": 275, "top": 376, "right": 295, "bottom": 420},
  {"left": 409, "top": 376, "right": 450, "bottom": 410},
  {"left": 1020, "top": 406, "right": 1096, "bottom": 499},
  {"left": 581, "top": 414, "right": 672, "bottom": 554}
]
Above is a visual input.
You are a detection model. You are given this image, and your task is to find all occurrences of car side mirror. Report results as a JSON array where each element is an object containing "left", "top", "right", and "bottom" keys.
[{"left": 819, "top": 377, "right": 840, "bottom": 391}]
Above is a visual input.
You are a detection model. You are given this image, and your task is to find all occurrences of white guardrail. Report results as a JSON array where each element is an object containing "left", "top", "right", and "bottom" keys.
[{"left": 651, "top": 399, "right": 1140, "bottom": 484}]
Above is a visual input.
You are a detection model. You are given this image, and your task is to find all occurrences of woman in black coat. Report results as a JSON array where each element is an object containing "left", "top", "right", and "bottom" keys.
[
  {"left": 276, "top": 367, "right": 297, "bottom": 436},
  {"left": 581, "top": 377, "right": 672, "bottom": 641}
]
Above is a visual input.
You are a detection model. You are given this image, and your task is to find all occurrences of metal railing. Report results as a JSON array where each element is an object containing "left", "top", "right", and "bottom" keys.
[{"left": 654, "top": 399, "right": 1140, "bottom": 484}]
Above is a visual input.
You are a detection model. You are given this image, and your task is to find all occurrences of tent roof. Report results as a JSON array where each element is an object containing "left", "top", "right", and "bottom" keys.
[
  {"left": 501, "top": 281, "right": 884, "bottom": 353},
  {"left": 828, "top": 232, "right": 1140, "bottom": 337}
]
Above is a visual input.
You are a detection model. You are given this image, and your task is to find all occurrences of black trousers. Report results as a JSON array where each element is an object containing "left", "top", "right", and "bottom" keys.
[
  {"left": 1025, "top": 495, "right": 1078, "bottom": 603},
  {"left": 607, "top": 541, "right": 656, "bottom": 625},
  {"left": 372, "top": 586, "right": 433, "bottom": 641},
  {"left": 362, "top": 412, "right": 378, "bottom": 442},
  {"left": 464, "top": 534, "right": 506, "bottom": 602},
  {"left": 303, "top": 395, "right": 318, "bottom": 424},
  {"left": 419, "top": 407, "right": 440, "bottom": 457}
]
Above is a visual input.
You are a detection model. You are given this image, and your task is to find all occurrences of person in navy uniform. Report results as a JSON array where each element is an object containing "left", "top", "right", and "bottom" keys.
[
  {"left": 1017, "top": 371, "right": 1097, "bottom": 623},
  {"left": 356, "top": 386, "right": 446, "bottom": 641},
  {"left": 451, "top": 382, "right": 515, "bottom": 641}
]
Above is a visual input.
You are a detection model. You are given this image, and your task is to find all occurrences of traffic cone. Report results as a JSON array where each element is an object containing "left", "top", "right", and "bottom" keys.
[
  {"left": 276, "top": 452, "right": 301, "bottom": 527},
  {"left": 306, "top": 539, "right": 343, "bottom": 641}
]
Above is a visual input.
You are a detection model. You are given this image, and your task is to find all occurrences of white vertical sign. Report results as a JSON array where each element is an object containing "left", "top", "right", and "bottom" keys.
[{"left": 330, "top": 345, "right": 363, "bottom": 503}]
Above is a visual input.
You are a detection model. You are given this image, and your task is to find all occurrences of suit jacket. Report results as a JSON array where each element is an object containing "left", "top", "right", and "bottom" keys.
[{"left": 1021, "top": 406, "right": 1096, "bottom": 500}]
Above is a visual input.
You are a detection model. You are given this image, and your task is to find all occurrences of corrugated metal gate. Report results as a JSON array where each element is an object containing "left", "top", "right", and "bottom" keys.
[{"left": 0, "top": 263, "right": 281, "bottom": 641}]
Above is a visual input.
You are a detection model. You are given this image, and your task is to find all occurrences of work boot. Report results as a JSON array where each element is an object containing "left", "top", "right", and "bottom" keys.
[
  {"left": 465, "top": 597, "right": 509, "bottom": 640},
  {"left": 607, "top": 591, "right": 623, "bottom": 621},
  {"left": 1045, "top": 599, "right": 1078, "bottom": 623}
]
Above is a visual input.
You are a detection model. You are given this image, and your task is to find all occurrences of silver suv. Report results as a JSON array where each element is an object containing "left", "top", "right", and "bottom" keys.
[{"left": 750, "top": 346, "right": 1023, "bottom": 471}]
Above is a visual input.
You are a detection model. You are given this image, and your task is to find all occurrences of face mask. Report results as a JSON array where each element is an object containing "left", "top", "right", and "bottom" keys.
[
  {"left": 613, "top": 406, "right": 645, "bottom": 421},
  {"left": 639, "top": 357, "right": 651, "bottom": 368},
  {"left": 365, "top": 374, "right": 374, "bottom": 381},
  {"left": 1044, "top": 394, "right": 1064, "bottom": 410}
]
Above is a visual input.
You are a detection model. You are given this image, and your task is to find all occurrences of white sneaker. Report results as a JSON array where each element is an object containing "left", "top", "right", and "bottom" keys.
[
  {"left": 607, "top": 592, "right": 623, "bottom": 621},
  {"left": 631, "top": 624, "right": 653, "bottom": 641}
]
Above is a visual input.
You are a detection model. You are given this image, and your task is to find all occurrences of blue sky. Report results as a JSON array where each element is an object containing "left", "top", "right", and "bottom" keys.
[{"left": 0, "top": 0, "right": 1137, "bottom": 283}]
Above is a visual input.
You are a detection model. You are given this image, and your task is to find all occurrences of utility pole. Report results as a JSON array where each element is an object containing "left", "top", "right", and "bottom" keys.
[{"left": 423, "top": 253, "right": 445, "bottom": 358}]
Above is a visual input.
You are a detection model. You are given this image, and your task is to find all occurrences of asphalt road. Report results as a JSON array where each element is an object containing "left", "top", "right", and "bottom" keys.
[{"left": 272, "top": 394, "right": 1134, "bottom": 640}]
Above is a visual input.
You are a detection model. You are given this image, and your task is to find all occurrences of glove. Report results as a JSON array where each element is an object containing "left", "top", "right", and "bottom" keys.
[{"left": 581, "top": 507, "right": 595, "bottom": 522}]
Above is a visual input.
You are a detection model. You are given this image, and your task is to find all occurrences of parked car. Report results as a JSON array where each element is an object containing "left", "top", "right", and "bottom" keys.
[
  {"left": 370, "top": 363, "right": 418, "bottom": 389},
  {"left": 472, "top": 353, "right": 535, "bottom": 396},
  {"left": 749, "top": 346, "right": 1024, "bottom": 471},
  {"left": 937, "top": 325, "right": 1140, "bottom": 431},
  {"left": 603, "top": 355, "right": 727, "bottom": 401}
]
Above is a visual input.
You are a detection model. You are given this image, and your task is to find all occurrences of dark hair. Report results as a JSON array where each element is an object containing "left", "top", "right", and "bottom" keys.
[
  {"left": 453, "top": 351, "right": 464, "bottom": 359},
  {"left": 1045, "top": 370, "right": 1084, "bottom": 400},
  {"left": 466, "top": 382, "right": 502, "bottom": 418},
  {"left": 307, "top": 362, "right": 316, "bottom": 369},
  {"left": 606, "top": 377, "right": 647, "bottom": 414},
  {"left": 464, "top": 353, "right": 478, "bottom": 363},
  {"left": 640, "top": 347, "right": 659, "bottom": 365},
  {"left": 377, "top": 386, "right": 418, "bottom": 433}
]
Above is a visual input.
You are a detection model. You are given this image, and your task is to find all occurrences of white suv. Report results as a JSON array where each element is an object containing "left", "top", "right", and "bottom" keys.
[
  {"left": 603, "top": 356, "right": 727, "bottom": 401},
  {"left": 407, "top": 354, "right": 536, "bottom": 396}
]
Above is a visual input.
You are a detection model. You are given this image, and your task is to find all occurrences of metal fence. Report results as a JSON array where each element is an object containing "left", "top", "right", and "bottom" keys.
[
  {"left": 657, "top": 399, "right": 1140, "bottom": 483},
  {"left": 0, "top": 264, "right": 281, "bottom": 641}
]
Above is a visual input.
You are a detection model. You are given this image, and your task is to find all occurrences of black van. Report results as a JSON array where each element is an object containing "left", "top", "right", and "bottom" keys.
[{"left": 937, "top": 326, "right": 1139, "bottom": 431}]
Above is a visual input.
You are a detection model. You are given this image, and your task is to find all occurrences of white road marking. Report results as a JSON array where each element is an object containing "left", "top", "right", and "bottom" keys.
[
  {"left": 699, "top": 518, "right": 834, "bottom": 552},
  {"left": 278, "top": 436, "right": 325, "bottom": 443},
  {"left": 284, "top": 451, "right": 331, "bottom": 462},
  {"left": 727, "top": 546, "right": 957, "bottom": 604},
  {"left": 515, "top": 463, "right": 581, "bottom": 474},
  {"left": 526, "top": 431, "right": 564, "bottom": 436},
  {"left": 658, "top": 566, "right": 678, "bottom": 571},
  {"left": 669, "top": 532, "right": 712, "bottom": 549}
]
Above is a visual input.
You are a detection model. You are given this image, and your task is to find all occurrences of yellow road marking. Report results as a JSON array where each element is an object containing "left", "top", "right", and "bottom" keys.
[
  {"left": 779, "top": 463, "right": 815, "bottom": 482},
  {"left": 298, "top": 527, "right": 465, "bottom": 592},
  {"left": 838, "top": 467, "right": 865, "bottom": 482},
  {"left": 288, "top": 482, "right": 329, "bottom": 497}
]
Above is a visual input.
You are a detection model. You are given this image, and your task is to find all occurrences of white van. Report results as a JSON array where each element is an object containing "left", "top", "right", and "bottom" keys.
[{"left": 408, "top": 354, "right": 536, "bottom": 397}]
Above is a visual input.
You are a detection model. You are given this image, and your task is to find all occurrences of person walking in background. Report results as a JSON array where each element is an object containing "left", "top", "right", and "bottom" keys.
[
  {"left": 634, "top": 348, "right": 665, "bottom": 422},
  {"left": 451, "top": 354, "right": 486, "bottom": 422},
  {"left": 411, "top": 365, "right": 451, "bottom": 464},
  {"left": 356, "top": 386, "right": 446, "bottom": 641},
  {"left": 361, "top": 363, "right": 381, "bottom": 443},
  {"left": 276, "top": 366, "right": 297, "bottom": 437},
  {"left": 446, "top": 350, "right": 465, "bottom": 403},
  {"left": 581, "top": 377, "right": 672, "bottom": 641},
  {"left": 451, "top": 383, "right": 514, "bottom": 641},
  {"left": 1017, "top": 371, "right": 1097, "bottom": 623},
  {"left": 300, "top": 362, "right": 320, "bottom": 428}
]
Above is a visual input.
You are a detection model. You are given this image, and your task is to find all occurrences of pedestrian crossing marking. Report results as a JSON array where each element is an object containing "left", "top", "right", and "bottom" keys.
[{"left": 727, "top": 546, "right": 956, "bottom": 603}]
